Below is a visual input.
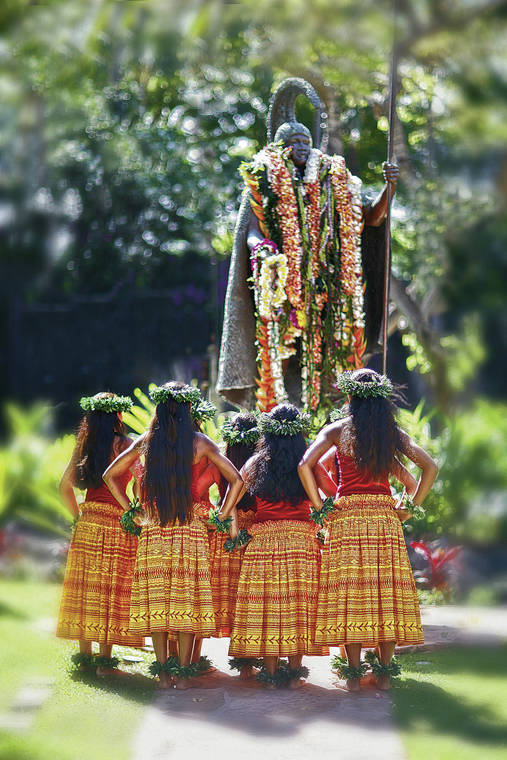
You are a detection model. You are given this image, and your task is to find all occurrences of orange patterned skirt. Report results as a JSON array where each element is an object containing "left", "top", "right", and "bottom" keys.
[
  {"left": 56, "top": 501, "right": 143, "bottom": 646},
  {"left": 209, "top": 509, "right": 256, "bottom": 637},
  {"left": 129, "top": 510, "right": 216, "bottom": 637},
  {"left": 229, "top": 519, "right": 328, "bottom": 657},
  {"left": 315, "top": 494, "right": 424, "bottom": 647}
]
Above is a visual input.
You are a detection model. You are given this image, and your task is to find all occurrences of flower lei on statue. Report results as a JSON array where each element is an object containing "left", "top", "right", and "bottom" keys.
[{"left": 240, "top": 143, "right": 366, "bottom": 412}]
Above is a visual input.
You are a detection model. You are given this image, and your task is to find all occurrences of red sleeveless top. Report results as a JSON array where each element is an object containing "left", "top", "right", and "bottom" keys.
[
  {"left": 253, "top": 496, "right": 311, "bottom": 524},
  {"left": 86, "top": 468, "right": 132, "bottom": 507},
  {"left": 336, "top": 452, "right": 391, "bottom": 498}
]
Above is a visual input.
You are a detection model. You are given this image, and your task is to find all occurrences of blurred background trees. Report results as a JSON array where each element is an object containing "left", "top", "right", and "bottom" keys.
[{"left": 1, "top": 1, "right": 506, "bottom": 555}]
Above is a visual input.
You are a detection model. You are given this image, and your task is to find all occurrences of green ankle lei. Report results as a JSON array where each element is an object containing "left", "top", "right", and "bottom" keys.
[
  {"left": 229, "top": 657, "right": 263, "bottom": 672},
  {"left": 256, "top": 660, "right": 309, "bottom": 687},
  {"left": 94, "top": 655, "right": 120, "bottom": 670},
  {"left": 149, "top": 657, "right": 200, "bottom": 679},
  {"left": 70, "top": 652, "right": 95, "bottom": 670},
  {"left": 331, "top": 655, "right": 368, "bottom": 680},
  {"left": 365, "top": 651, "right": 402, "bottom": 678}
]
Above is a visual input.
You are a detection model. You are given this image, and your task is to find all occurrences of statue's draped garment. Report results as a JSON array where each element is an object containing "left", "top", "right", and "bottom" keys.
[{"left": 217, "top": 144, "right": 385, "bottom": 410}]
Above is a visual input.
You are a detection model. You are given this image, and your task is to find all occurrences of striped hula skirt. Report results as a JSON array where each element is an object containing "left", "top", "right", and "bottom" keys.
[
  {"left": 57, "top": 501, "right": 143, "bottom": 646},
  {"left": 229, "top": 519, "right": 328, "bottom": 658},
  {"left": 129, "top": 507, "right": 216, "bottom": 637},
  {"left": 208, "top": 508, "right": 256, "bottom": 637},
  {"left": 315, "top": 494, "right": 424, "bottom": 647}
]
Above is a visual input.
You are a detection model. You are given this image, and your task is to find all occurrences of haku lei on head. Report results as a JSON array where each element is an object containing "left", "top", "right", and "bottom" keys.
[
  {"left": 191, "top": 399, "right": 216, "bottom": 424},
  {"left": 221, "top": 418, "right": 261, "bottom": 447},
  {"left": 336, "top": 372, "right": 393, "bottom": 399},
  {"left": 240, "top": 142, "right": 366, "bottom": 412},
  {"left": 149, "top": 384, "right": 202, "bottom": 406},
  {"left": 80, "top": 394, "right": 133, "bottom": 413},
  {"left": 259, "top": 411, "right": 311, "bottom": 437}
]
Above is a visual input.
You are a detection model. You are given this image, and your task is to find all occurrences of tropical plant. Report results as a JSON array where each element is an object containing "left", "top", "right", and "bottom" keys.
[{"left": 410, "top": 540, "right": 462, "bottom": 598}]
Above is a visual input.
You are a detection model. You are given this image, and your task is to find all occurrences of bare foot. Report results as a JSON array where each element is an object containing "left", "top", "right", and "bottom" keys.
[
  {"left": 198, "top": 666, "right": 217, "bottom": 675},
  {"left": 345, "top": 678, "right": 361, "bottom": 692},
  {"left": 174, "top": 677, "right": 192, "bottom": 690},
  {"left": 288, "top": 678, "right": 306, "bottom": 690},
  {"left": 376, "top": 675, "right": 390, "bottom": 690},
  {"left": 158, "top": 672, "right": 173, "bottom": 689},
  {"left": 239, "top": 666, "right": 258, "bottom": 680}
]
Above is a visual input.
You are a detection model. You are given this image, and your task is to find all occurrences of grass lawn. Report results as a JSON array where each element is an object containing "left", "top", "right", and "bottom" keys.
[
  {"left": 0, "top": 579, "right": 157, "bottom": 760},
  {"left": 393, "top": 645, "right": 507, "bottom": 760}
]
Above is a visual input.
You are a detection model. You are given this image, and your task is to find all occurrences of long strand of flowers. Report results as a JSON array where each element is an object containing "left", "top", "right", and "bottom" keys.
[{"left": 329, "top": 155, "right": 366, "bottom": 368}]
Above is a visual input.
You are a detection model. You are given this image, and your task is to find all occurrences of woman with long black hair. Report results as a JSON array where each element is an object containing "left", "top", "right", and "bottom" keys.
[
  {"left": 227, "top": 404, "right": 336, "bottom": 689},
  {"left": 298, "top": 369, "right": 438, "bottom": 691},
  {"left": 103, "top": 381, "right": 243, "bottom": 689},
  {"left": 57, "top": 392, "right": 143, "bottom": 674}
]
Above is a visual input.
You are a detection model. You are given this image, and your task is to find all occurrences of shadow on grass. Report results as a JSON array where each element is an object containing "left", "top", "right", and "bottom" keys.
[
  {"left": 69, "top": 669, "right": 157, "bottom": 705},
  {"left": 394, "top": 677, "right": 507, "bottom": 748},
  {"left": 400, "top": 645, "right": 507, "bottom": 678}
]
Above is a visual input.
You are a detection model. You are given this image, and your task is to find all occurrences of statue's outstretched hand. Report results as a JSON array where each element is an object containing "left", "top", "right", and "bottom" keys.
[{"left": 382, "top": 161, "right": 399, "bottom": 185}]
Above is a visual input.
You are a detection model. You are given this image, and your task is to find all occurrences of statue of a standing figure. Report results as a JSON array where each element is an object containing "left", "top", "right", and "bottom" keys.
[{"left": 217, "top": 78, "right": 398, "bottom": 411}]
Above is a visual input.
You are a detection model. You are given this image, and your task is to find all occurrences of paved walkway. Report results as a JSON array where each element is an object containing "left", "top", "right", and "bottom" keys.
[{"left": 132, "top": 606, "right": 507, "bottom": 760}]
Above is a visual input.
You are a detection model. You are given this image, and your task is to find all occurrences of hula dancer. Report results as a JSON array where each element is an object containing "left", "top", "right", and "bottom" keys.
[
  {"left": 299, "top": 369, "right": 438, "bottom": 691},
  {"left": 57, "top": 392, "right": 143, "bottom": 675},
  {"left": 207, "top": 413, "right": 261, "bottom": 679},
  {"left": 103, "top": 381, "right": 243, "bottom": 690},
  {"left": 228, "top": 405, "right": 336, "bottom": 689}
]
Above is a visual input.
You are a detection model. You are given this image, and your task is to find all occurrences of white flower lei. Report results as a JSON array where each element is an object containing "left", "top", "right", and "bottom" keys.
[{"left": 258, "top": 253, "right": 288, "bottom": 319}]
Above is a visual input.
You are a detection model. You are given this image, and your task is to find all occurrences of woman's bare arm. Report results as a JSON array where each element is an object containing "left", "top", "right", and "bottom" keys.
[
  {"left": 59, "top": 456, "right": 79, "bottom": 518},
  {"left": 298, "top": 424, "right": 340, "bottom": 508},
  {"left": 196, "top": 434, "right": 243, "bottom": 519},
  {"left": 313, "top": 462, "right": 338, "bottom": 498},
  {"left": 391, "top": 456, "right": 418, "bottom": 495},
  {"left": 397, "top": 429, "right": 438, "bottom": 505},
  {"left": 103, "top": 436, "right": 145, "bottom": 511}
]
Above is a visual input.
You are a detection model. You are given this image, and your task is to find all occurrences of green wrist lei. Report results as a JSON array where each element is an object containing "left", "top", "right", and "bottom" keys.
[
  {"left": 207, "top": 507, "right": 232, "bottom": 533},
  {"left": 80, "top": 394, "right": 133, "bottom": 413},
  {"left": 331, "top": 655, "right": 368, "bottom": 680},
  {"left": 229, "top": 657, "right": 263, "bottom": 672},
  {"left": 310, "top": 496, "right": 335, "bottom": 526},
  {"left": 403, "top": 494, "right": 426, "bottom": 521},
  {"left": 120, "top": 498, "right": 143, "bottom": 537},
  {"left": 224, "top": 529, "right": 252, "bottom": 552}
]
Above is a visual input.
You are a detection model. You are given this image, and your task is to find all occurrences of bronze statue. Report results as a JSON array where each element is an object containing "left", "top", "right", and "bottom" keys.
[{"left": 217, "top": 78, "right": 398, "bottom": 411}]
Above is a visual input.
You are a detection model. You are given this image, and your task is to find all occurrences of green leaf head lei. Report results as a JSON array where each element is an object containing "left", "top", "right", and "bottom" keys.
[
  {"left": 336, "top": 372, "right": 393, "bottom": 399},
  {"left": 191, "top": 399, "right": 217, "bottom": 424},
  {"left": 221, "top": 418, "right": 261, "bottom": 447},
  {"left": 259, "top": 410, "right": 311, "bottom": 437},
  {"left": 80, "top": 393, "right": 133, "bottom": 414},
  {"left": 149, "top": 383, "right": 202, "bottom": 407}
]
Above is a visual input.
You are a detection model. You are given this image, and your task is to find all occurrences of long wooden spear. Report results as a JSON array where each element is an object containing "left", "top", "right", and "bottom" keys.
[{"left": 382, "top": 5, "right": 399, "bottom": 375}]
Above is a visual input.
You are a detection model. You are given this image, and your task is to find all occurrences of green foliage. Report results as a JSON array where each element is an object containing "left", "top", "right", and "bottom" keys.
[
  {"left": 397, "top": 399, "right": 507, "bottom": 543},
  {"left": 0, "top": 402, "right": 75, "bottom": 535}
]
